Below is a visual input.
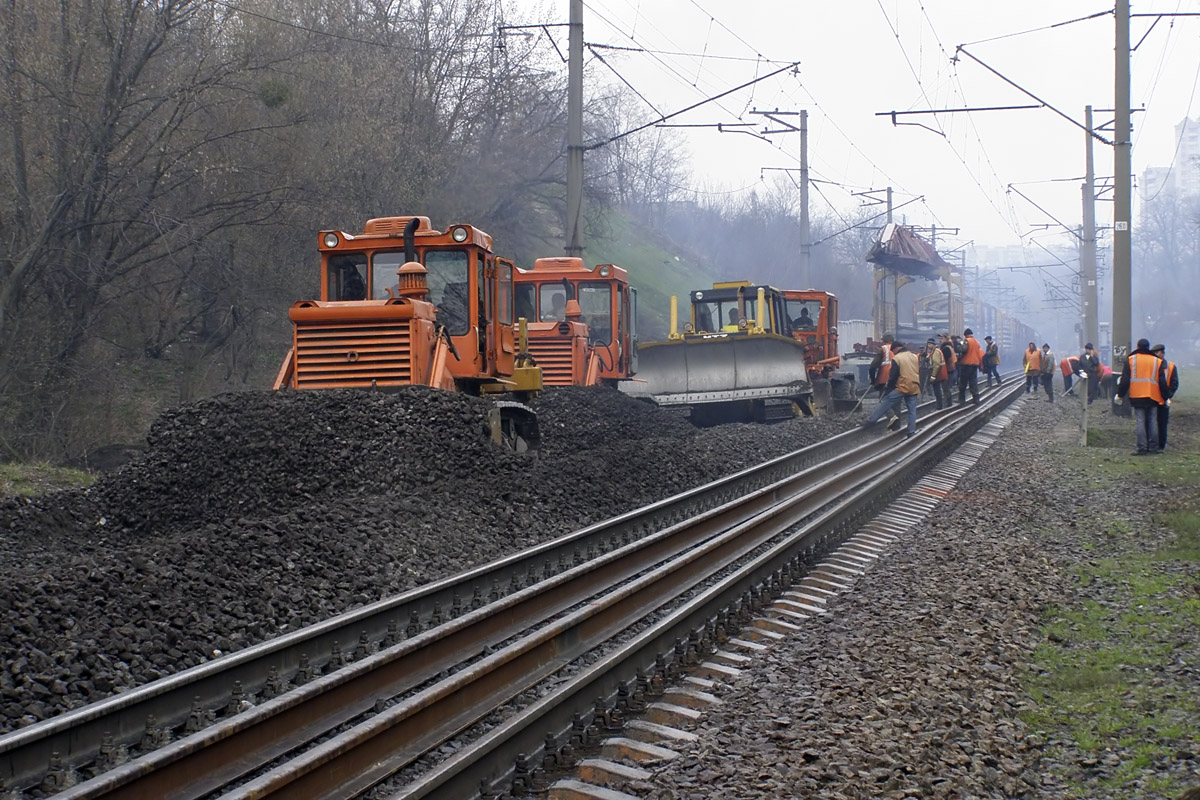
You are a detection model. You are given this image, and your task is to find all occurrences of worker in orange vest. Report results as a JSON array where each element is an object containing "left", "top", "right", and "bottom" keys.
[
  {"left": 1060, "top": 354, "right": 1081, "bottom": 394},
  {"left": 1022, "top": 342, "right": 1041, "bottom": 394},
  {"left": 869, "top": 333, "right": 895, "bottom": 398},
  {"left": 1116, "top": 338, "right": 1171, "bottom": 454},
  {"left": 1149, "top": 344, "right": 1180, "bottom": 451},
  {"left": 958, "top": 328, "right": 983, "bottom": 405}
]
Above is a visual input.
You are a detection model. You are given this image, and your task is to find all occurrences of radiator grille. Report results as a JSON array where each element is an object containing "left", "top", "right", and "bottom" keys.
[
  {"left": 527, "top": 338, "right": 576, "bottom": 386},
  {"left": 293, "top": 320, "right": 413, "bottom": 387}
]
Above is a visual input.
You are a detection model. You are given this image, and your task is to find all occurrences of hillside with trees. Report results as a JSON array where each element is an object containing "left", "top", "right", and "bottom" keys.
[{"left": 0, "top": 0, "right": 880, "bottom": 462}]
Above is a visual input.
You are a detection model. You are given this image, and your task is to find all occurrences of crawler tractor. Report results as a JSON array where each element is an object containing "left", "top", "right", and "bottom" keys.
[
  {"left": 273, "top": 216, "right": 541, "bottom": 451},
  {"left": 620, "top": 281, "right": 813, "bottom": 425},
  {"left": 513, "top": 257, "right": 639, "bottom": 386},
  {"left": 781, "top": 289, "right": 857, "bottom": 410}
]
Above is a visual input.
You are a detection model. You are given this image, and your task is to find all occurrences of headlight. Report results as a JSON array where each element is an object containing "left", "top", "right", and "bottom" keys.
[
  {"left": 322, "top": 232, "right": 339, "bottom": 248},
  {"left": 598, "top": 265, "right": 611, "bottom": 277},
  {"left": 738, "top": 318, "right": 749, "bottom": 330},
  {"left": 829, "top": 326, "right": 838, "bottom": 335},
  {"left": 451, "top": 226, "right": 469, "bottom": 242},
  {"left": 694, "top": 291, "right": 704, "bottom": 300},
  {"left": 684, "top": 322, "right": 694, "bottom": 333}
]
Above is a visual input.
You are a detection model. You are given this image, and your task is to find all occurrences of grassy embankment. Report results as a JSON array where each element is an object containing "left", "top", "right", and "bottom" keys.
[
  {"left": 588, "top": 211, "right": 719, "bottom": 342},
  {"left": 1023, "top": 384, "right": 1200, "bottom": 798},
  {"left": 0, "top": 462, "right": 94, "bottom": 497}
]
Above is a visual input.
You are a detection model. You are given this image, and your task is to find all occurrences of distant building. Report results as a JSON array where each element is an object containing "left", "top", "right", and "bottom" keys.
[{"left": 1142, "top": 116, "right": 1200, "bottom": 199}]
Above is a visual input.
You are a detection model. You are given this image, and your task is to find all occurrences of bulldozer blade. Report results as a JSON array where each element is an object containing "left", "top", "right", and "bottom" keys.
[{"left": 622, "top": 333, "right": 810, "bottom": 406}]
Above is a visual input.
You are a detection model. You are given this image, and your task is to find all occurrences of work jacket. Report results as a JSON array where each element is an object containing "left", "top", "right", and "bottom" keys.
[
  {"left": 939, "top": 343, "right": 957, "bottom": 375},
  {"left": 886, "top": 350, "right": 922, "bottom": 395},
  {"left": 1060, "top": 356, "right": 1080, "bottom": 377},
  {"left": 870, "top": 344, "right": 893, "bottom": 387},
  {"left": 1117, "top": 349, "right": 1169, "bottom": 407},
  {"left": 1078, "top": 352, "right": 1100, "bottom": 376},
  {"left": 960, "top": 335, "right": 983, "bottom": 366},
  {"left": 931, "top": 347, "right": 947, "bottom": 381},
  {"left": 1023, "top": 348, "right": 1042, "bottom": 373},
  {"left": 1163, "top": 359, "right": 1179, "bottom": 400},
  {"left": 1040, "top": 349, "right": 1055, "bottom": 374},
  {"left": 983, "top": 342, "right": 999, "bottom": 367}
]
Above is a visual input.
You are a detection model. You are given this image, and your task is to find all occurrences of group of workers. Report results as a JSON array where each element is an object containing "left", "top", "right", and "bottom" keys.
[
  {"left": 864, "top": 330, "right": 1182, "bottom": 454},
  {"left": 865, "top": 328, "right": 992, "bottom": 437}
]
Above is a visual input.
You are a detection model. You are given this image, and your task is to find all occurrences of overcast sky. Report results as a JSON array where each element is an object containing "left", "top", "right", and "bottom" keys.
[{"left": 521, "top": 1, "right": 1200, "bottom": 256}]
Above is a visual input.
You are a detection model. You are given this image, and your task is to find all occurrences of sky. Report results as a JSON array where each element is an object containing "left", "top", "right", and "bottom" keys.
[{"left": 520, "top": 0, "right": 1200, "bottom": 257}]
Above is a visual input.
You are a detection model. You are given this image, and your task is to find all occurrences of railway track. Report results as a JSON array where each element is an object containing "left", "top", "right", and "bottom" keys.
[{"left": 1, "top": 377, "right": 1024, "bottom": 799}]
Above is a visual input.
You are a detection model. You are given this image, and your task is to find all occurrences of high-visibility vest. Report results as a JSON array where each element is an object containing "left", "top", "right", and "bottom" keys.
[
  {"left": 1128, "top": 353, "right": 1164, "bottom": 403},
  {"left": 960, "top": 336, "right": 983, "bottom": 366},
  {"left": 1025, "top": 349, "right": 1042, "bottom": 372},
  {"left": 875, "top": 344, "right": 892, "bottom": 386},
  {"left": 1060, "top": 357, "right": 1078, "bottom": 377}
]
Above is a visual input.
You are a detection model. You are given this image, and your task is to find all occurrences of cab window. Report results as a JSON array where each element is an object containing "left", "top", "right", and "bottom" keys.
[
  {"left": 579, "top": 282, "right": 612, "bottom": 344},
  {"left": 539, "top": 284, "right": 568, "bottom": 321},
  {"left": 426, "top": 250, "right": 471, "bottom": 336},
  {"left": 514, "top": 282, "right": 535, "bottom": 323},
  {"left": 787, "top": 299, "right": 821, "bottom": 330},
  {"left": 499, "top": 263, "right": 513, "bottom": 325},
  {"left": 371, "top": 251, "right": 406, "bottom": 300},
  {"left": 328, "top": 253, "right": 368, "bottom": 301}
]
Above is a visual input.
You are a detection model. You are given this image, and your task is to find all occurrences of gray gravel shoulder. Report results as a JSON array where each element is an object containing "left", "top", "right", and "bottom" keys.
[{"left": 640, "top": 395, "right": 1200, "bottom": 800}]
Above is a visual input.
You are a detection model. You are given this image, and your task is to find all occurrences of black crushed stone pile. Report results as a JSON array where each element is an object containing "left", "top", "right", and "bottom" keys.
[
  {"left": 531, "top": 386, "right": 697, "bottom": 454},
  {"left": 0, "top": 385, "right": 859, "bottom": 732}
]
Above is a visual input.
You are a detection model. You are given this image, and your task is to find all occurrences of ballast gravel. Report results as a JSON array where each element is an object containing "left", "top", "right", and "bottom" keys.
[
  {"left": 640, "top": 397, "right": 1200, "bottom": 800},
  {"left": 0, "top": 386, "right": 857, "bottom": 732}
]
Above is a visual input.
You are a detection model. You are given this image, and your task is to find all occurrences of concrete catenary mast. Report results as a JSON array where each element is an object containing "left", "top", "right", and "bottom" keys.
[{"left": 565, "top": 0, "right": 584, "bottom": 257}]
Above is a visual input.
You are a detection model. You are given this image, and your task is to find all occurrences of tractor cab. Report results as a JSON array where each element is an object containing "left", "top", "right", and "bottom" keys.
[
  {"left": 781, "top": 289, "right": 856, "bottom": 408},
  {"left": 687, "top": 282, "right": 790, "bottom": 335},
  {"left": 782, "top": 290, "right": 839, "bottom": 373},
  {"left": 275, "top": 215, "right": 540, "bottom": 403},
  {"left": 513, "top": 258, "right": 637, "bottom": 386}
]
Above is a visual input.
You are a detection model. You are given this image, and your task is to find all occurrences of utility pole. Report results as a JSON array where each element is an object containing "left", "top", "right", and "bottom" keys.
[
  {"left": 875, "top": 188, "right": 895, "bottom": 338},
  {"left": 799, "top": 109, "right": 811, "bottom": 287},
  {"left": 1081, "top": 105, "right": 1100, "bottom": 351},
  {"left": 565, "top": 0, "right": 584, "bottom": 257},
  {"left": 1113, "top": 0, "right": 1131, "bottom": 374}
]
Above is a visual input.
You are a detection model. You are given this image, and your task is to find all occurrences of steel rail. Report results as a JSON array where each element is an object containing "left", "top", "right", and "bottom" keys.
[
  {"left": 0, "top": 377, "right": 1016, "bottom": 795},
  {"left": 41, "top": 391, "right": 961, "bottom": 799},
  {"left": 210, "top": 412, "right": 940, "bottom": 798},
  {"left": 389, "top": 379, "right": 1027, "bottom": 799},
  {"left": 195, "top": 382, "right": 1024, "bottom": 798}
]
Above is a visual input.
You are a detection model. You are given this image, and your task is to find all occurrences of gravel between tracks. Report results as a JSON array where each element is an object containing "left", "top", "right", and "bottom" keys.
[
  {"left": 639, "top": 395, "right": 1200, "bottom": 800},
  {"left": 0, "top": 387, "right": 857, "bottom": 733}
]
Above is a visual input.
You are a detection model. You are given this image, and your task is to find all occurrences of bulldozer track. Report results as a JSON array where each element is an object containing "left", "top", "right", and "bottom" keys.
[{"left": 1, "top": 376, "right": 1024, "bottom": 799}]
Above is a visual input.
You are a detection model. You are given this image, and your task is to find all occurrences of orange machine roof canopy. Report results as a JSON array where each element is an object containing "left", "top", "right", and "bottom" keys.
[{"left": 532, "top": 257, "right": 587, "bottom": 272}]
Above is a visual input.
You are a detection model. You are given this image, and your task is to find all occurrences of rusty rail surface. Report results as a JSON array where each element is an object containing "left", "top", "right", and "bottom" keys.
[{"left": 0, "top": 377, "right": 1021, "bottom": 798}]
